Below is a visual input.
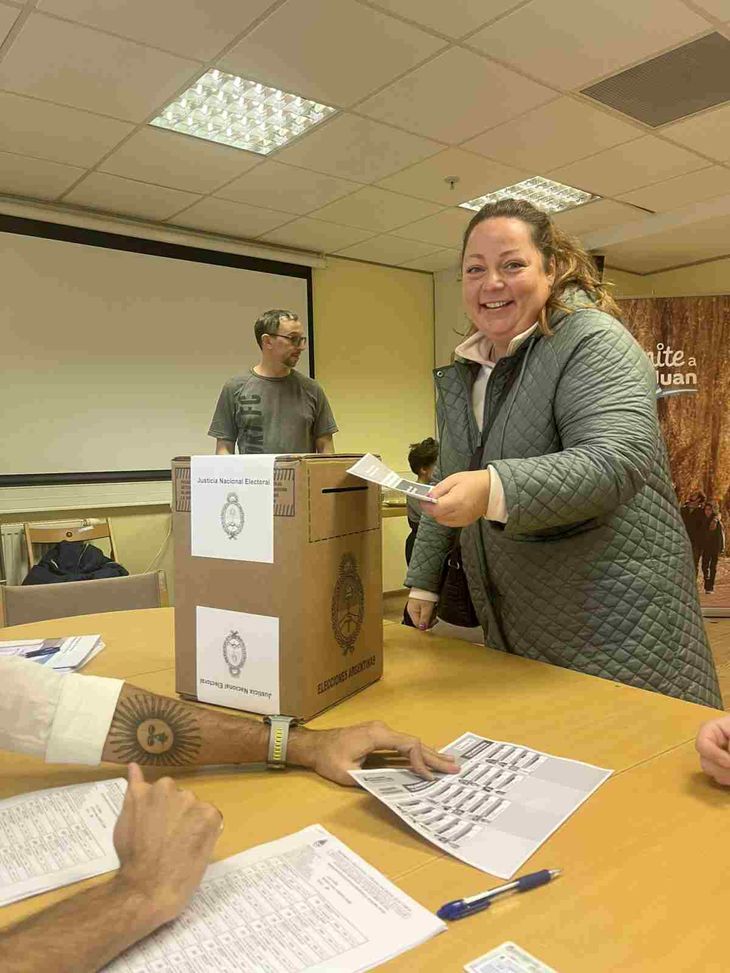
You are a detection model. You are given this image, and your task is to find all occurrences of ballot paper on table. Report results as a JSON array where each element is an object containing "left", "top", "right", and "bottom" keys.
[
  {"left": 347, "top": 453, "right": 437, "bottom": 503},
  {"left": 351, "top": 732, "right": 612, "bottom": 879},
  {"left": 104, "top": 824, "right": 445, "bottom": 973},
  {"left": 0, "top": 635, "right": 105, "bottom": 672},
  {"left": 0, "top": 778, "right": 125, "bottom": 907},
  {"left": 465, "top": 941, "right": 560, "bottom": 973}
]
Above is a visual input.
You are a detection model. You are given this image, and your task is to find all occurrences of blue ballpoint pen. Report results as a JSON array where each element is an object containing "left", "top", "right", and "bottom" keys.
[
  {"left": 437, "top": 868, "right": 561, "bottom": 921},
  {"left": 25, "top": 646, "right": 62, "bottom": 660}
]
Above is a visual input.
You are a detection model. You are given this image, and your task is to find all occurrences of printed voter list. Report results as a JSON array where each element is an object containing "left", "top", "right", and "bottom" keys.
[
  {"left": 102, "top": 825, "right": 444, "bottom": 972},
  {"left": 191, "top": 454, "right": 276, "bottom": 563}
]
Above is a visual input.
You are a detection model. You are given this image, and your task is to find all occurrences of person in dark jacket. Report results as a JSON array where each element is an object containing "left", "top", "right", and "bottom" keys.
[
  {"left": 405, "top": 197, "right": 721, "bottom": 708},
  {"left": 402, "top": 438, "right": 438, "bottom": 627},
  {"left": 681, "top": 490, "right": 707, "bottom": 574},
  {"left": 701, "top": 505, "right": 725, "bottom": 593}
]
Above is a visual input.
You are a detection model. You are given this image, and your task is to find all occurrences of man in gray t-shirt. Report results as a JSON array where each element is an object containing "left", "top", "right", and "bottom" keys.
[{"left": 208, "top": 309, "right": 337, "bottom": 455}]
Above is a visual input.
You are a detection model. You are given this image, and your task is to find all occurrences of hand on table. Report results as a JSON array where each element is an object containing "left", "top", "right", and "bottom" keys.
[
  {"left": 696, "top": 716, "right": 730, "bottom": 785},
  {"left": 407, "top": 597, "right": 437, "bottom": 631},
  {"left": 290, "top": 721, "right": 460, "bottom": 787},
  {"left": 421, "top": 470, "right": 491, "bottom": 528},
  {"left": 113, "top": 763, "right": 223, "bottom": 924}
]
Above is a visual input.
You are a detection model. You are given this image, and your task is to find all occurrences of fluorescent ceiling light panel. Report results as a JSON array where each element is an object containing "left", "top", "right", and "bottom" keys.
[
  {"left": 150, "top": 69, "right": 337, "bottom": 155},
  {"left": 459, "top": 176, "right": 600, "bottom": 214}
]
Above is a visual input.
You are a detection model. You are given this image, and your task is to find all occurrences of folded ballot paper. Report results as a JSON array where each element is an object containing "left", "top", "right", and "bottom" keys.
[
  {"left": 347, "top": 453, "right": 437, "bottom": 503},
  {"left": 352, "top": 732, "right": 612, "bottom": 879},
  {"left": 0, "top": 635, "right": 105, "bottom": 672}
]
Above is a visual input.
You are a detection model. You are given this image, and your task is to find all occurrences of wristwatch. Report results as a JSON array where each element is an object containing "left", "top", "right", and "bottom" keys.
[{"left": 262, "top": 715, "right": 299, "bottom": 770}]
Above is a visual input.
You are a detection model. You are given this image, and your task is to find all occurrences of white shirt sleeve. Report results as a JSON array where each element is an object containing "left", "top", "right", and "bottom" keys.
[
  {"left": 0, "top": 657, "right": 123, "bottom": 765},
  {"left": 408, "top": 588, "right": 439, "bottom": 602}
]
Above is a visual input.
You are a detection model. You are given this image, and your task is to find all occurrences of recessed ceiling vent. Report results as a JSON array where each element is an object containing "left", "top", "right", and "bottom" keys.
[{"left": 581, "top": 32, "right": 730, "bottom": 127}]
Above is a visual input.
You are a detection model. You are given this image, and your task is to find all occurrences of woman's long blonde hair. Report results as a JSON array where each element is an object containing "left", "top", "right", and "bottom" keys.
[{"left": 461, "top": 198, "right": 622, "bottom": 334}]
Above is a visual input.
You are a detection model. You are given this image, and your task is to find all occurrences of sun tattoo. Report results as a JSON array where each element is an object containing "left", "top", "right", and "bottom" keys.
[{"left": 107, "top": 694, "right": 202, "bottom": 766}]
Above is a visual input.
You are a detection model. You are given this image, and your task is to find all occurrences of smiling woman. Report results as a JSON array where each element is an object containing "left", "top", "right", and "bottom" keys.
[
  {"left": 405, "top": 198, "right": 721, "bottom": 709},
  {"left": 461, "top": 217, "right": 555, "bottom": 356}
]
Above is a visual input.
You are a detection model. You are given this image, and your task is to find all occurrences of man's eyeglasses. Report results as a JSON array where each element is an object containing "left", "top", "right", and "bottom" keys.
[{"left": 266, "top": 332, "right": 308, "bottom": 348}]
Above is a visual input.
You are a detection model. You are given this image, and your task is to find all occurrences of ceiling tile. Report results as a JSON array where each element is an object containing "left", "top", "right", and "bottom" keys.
[
  {"left": 171, "top": 196, "right": 291, "bottom": 237},
  {"left": 366, "top": 0, "right": 522, "bottom": 39},
  {"left": 63, "top": 172, "right": 200, "bottom": 220},
  {"left": 274, "top": 114, "right": 442, "bottom": 182},
  {"left": 549, "top": 136, "right": 707, "bottom": 196},
  {"left": 392, "top": 207, "right": 472, "bottom": 248},
  {"left": 0, "top": 14, "right": 199, "bottom": 121},
  {"left": 215, "top": 161, "right": 359, "bottom": 215},
  {"left": 618, "top": 166, "right": 730, "bottom": 211},
  {"left": 469, "top": 0, "right": 708, "bottom": 90},
  {"left": 400, "top": 248, "right": 460, "bottom": 271},
  {"left": 219, "top": 0, "right": 445, "bottom": 108},
  {"left": 0, "top": 149, "right": 84, "bottom": 199},
  {"left": 260, "top": 217, "right": 374, "bottom": 252},
  {"left": 36, "top": 0, "right": 275, "bottom": 60},
  {"left": 464, "top": 97, "right": 642, "bottom": 171},
  {"left": 0, "top": 2, "right": 20, "bottom": 43},
  {"left": 552, "top": 199, "right": 650, "bottom": 236},
  {"left": 309, "top": 187, "right": 442, "bottom": 232},
  {"left": 358, "top": 47, "right": 553, "bottom": 144},
  {"left": 99, "top": 128, "right": 261, "bottom": 194},
  {"left": 661, "top": 103, "right": 730, "bottom": 162},
  {"left": 601, "top": 213, "right": 730, "bottom": 273},
  {"left": 0, "top": 91, "right": 133, "bottom": 166},
  {"left": 377, "top": 148, "right": 527, "bottom": 205},
  {"left": 336, "top": 234, "right": 440, "bottom": 263}
]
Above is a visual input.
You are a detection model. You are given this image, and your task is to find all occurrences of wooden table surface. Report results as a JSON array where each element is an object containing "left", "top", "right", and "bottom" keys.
[{"left": 0, "top": 607, "right": 726, "bottom": 971}]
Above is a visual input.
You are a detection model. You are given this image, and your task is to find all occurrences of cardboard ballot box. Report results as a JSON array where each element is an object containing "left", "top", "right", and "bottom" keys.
[{"left": 172, "top": 454, "right": 383, "bottom": 720}]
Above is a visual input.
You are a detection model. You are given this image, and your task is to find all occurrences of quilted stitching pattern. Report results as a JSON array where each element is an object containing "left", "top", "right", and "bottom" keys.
[{"left": 409, "top": 292, "right": 721, "bottom": 708}]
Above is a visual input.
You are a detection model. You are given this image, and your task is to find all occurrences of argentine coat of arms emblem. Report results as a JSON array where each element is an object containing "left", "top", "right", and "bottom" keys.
[
  {"left": 331, "top": 553, "right": 365, "bottom": 655},
  {"left": 220, "top": 491, "right": 244, "bottom": 539},
  {"left": 222, "top": 630, "right": 247, "bottom": 677}
]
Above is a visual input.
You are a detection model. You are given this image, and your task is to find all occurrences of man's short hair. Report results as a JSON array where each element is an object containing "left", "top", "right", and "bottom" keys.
[
  {"left": 408, "top": 437, "right": 439, "bottom": 476},
  {"left": 254, "top": 309, "right": 299, "bottom": 348}
]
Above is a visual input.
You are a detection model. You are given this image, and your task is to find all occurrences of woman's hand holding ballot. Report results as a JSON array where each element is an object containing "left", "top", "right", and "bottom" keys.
[{"left": 420, "top": 469, "right": 492, "bottom": 528}]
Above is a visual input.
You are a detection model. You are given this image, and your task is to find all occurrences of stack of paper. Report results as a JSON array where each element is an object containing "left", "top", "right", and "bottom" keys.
[
  {"left": 105, "top": 825, "right": 445, "bottom": 973},
  {"left": 0, "top": 779, "right": 125, "bottom": 907},
  {"left": 0, "top": 635, "right": 105, "bottom": 672}
]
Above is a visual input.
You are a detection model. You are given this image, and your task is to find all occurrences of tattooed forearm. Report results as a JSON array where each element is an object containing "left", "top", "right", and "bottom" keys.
[
  {"left": 105, "top": 691, "right": 202, "bottom": 766},
  {"left": 101, "top": 682, "right": 274, "bottom": 766}
]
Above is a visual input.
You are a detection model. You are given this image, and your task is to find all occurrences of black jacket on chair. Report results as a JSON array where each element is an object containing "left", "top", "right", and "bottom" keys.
[{"left": 22, "top": 541, "right": 129, "bottom": 585}]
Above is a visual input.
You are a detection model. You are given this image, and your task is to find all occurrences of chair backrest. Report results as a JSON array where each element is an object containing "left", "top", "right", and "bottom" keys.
[
  {"left": 0, "top": 571, "right": 168, "bottom": 627},
  {"left": 24, "top": 519, "right": 118, "bottom": 567}
]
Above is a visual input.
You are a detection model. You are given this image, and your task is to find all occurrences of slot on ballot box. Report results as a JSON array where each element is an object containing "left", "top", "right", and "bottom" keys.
[{"left": 172, "top": 454, "right": 383, "bottom": 720}]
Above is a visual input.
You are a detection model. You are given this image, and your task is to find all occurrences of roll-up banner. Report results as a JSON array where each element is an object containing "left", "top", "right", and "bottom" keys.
[{"left": 619, "top": 296, "right": 729, "bottom": 617}]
